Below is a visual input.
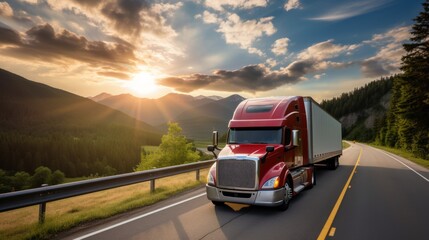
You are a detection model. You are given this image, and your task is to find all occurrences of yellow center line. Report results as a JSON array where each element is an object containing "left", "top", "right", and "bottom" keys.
[{"left": 317, "top": 148, "right": 362, "bottom": 240}]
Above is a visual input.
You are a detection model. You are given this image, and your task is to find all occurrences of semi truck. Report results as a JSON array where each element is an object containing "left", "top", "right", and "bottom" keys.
[{"left": 206, "top": 96, "right": 342, "bottom": 210}]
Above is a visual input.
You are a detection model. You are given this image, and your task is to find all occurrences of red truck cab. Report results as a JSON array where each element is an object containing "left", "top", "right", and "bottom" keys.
[{"left": 206, "top": 96, "right": 342, "bottom": 210}]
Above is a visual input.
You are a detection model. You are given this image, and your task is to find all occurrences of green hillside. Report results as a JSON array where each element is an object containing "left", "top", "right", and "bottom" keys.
[
  {"left": 320, "top": 76, "right": 393, "bottom": 142},
  {"left": 0, "top": 69, "right": 161, "bottom": 177}
]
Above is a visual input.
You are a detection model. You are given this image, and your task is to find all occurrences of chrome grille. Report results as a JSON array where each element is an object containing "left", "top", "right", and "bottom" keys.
[{"left": 217, "top": 159, "right": 257, "bottom": 190}]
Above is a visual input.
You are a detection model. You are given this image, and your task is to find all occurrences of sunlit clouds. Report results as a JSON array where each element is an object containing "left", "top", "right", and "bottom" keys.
[{"left": 0, "top": 0, "right": 419, "bottom": 100}]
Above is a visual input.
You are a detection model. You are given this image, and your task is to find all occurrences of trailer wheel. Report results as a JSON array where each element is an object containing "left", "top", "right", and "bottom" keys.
[
  {"left": 279, "top": 180, "right": 293, "bottom": 211},
  {"left": 328, "top": 157, "right": 339, "bottom": 170},
  {"left": 212, "top": 201, "right": 225, "bottom": 206}
]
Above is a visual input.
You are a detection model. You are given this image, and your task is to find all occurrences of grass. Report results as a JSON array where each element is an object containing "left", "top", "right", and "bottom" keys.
[
  {"left": 342, "top": 141, "right": 351, "bottom": 149},
  {"left": 0, "top": 169, "right": 209, "bottom": 240},
  {"left": 368, "top": 143, "right": 429, "bottom": 169}
]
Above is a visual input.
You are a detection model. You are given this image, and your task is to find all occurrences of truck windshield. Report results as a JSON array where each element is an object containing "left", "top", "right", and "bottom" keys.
[{"left": 228, "top": 128, "right": 282, "bottom": 144}]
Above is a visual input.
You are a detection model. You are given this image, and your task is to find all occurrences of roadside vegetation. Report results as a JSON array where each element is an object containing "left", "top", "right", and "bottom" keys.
[
  {"left": 135, "top": 123, "right": 201, "bottom": 171},
  {"left": 369, "top": 143, "right": 429, "bottom": 169},
  {"left": 342, "top": 141, "right": 350, "bottom": 149},
  {"left": 0, "top": 166, "right": 65, "bottom": 193}
]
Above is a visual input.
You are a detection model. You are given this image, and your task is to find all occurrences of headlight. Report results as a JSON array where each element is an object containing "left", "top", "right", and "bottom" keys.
[
  {"left": 207, "top": 163, "right": 216, "bottom": 186},
  {"left": 262, "top": 176, "right": 280, "bottom": 189},
  {"left": 207, "top": 172, "right": 215, "bottom": 186}
]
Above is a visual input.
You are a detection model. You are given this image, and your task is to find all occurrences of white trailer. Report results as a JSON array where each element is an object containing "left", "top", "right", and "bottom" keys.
[{"left": 304, "top": 97, "right": 342, "bottom": 168}]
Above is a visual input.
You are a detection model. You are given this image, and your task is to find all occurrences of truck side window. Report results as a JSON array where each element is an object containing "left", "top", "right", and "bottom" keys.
[{"left": 284, "top": 129, "right": 291, "bottom": 145}]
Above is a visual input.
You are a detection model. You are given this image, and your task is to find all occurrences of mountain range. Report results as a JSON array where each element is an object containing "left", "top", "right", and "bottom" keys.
[{"left": 91, "top": 92, "right": 245, "bottom": 140}]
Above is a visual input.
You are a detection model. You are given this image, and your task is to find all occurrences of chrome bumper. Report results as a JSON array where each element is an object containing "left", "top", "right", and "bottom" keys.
[{"left": 206, "top": 185, "right": 285, "bottom": 207}]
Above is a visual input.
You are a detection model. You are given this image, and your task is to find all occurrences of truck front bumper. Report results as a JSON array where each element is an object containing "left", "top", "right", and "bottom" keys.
[{"left": 206, "top": 185, "right": 285, "bottom": 207}]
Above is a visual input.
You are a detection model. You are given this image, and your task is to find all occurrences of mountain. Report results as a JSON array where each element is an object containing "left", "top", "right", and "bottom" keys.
[
  {"left": 0, "top": 68, "right": 161, "bottom": 177},
  {"left": 166, "top": 94, "right": 246, "bottom": 140},
  {"left": 89, "top": 92, "right": 113, "bottom": 102},
  {"left": 95, "top": 92, "right": 217, "bottom": 125},
  {"left": 195, "top": 95, "right": 223, "bottom": 101},
  {"left": 320, "top": 76, "right": 393, "bottom": 142}
]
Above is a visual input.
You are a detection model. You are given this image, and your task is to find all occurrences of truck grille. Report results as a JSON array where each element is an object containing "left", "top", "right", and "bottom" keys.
[{"left": 217, "top": 159, "right": 257, "bottom": 190}]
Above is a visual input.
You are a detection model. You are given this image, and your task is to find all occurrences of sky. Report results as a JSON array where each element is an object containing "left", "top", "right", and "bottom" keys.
[{"left": 0, "top": 0, "right": 424, "bottom": 102}]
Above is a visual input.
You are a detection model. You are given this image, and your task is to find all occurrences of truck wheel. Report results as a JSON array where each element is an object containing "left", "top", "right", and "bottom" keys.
[
  {"left": 279, "top": 180, "right": 293, "bottom": 211},
  {"left": 212, "top": 201, "right": 225, "bottom": 206},
  {"left": 328, "top": 157, "right": 339, "bottom": 170}
]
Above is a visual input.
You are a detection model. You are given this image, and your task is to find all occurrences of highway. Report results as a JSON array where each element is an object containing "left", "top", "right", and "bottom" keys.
[{"left": 60, "top": 143, "right": 429, "bottom": 240}]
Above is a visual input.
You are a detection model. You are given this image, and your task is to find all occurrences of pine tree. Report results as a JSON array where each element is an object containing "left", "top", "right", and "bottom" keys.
[{"left": 394, "top": 0, "right": 429, "bottom": 158}]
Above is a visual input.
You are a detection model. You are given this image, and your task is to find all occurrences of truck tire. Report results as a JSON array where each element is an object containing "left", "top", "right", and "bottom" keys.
[
  {"left": 212, "top": 201, "right": 225, "bottom": 206},
  {"left": 328, "top": 157, "right": 339, "bottom": 170},
  {"left": 278, "top": 180, "right": 293, "bottom": 211}
]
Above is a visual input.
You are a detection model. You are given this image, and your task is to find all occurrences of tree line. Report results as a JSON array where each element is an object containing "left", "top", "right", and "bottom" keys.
[
  {"left": 321, "top": 77, "right": 393, "bottom": 120},
  {"left": 0, "top": 125, "right": 159, "bottom": 178},
  {"left": 0, "top": 166, "right": 65, "bottom": 193},
  {"left": 375, "top": 0, "right": 429, "bottom": 159}
]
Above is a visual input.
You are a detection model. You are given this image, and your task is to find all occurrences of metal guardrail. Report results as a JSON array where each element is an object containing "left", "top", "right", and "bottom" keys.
[{"left": 0, "top": 159, "right": 215, "bottom": 223}]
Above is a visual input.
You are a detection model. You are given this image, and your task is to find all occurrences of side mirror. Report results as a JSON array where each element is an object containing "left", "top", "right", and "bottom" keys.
[
  {"left": 207, "top": 145, "right": 215, "bottom": 152},
  {"left": 266, "top": 146, "right": 274, "bottom": 152},
  {"left": 261, "top": 146, "right": 275, "bottom": 163},
  {"left": 292, "top": 130, "right": 299, "bottom": 147},
  {"left": 208, "top": 131, "right": 220, "bottom": 159},
  {"left": 212, "top": 131, "right": 219, "bottom": 147}
]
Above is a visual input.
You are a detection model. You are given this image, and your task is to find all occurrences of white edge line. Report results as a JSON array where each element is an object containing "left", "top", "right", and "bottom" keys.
[
  {"left": 372, "top": 147, "right": 429, "bottom": 183},
  {"left": 74, "top": 192, "right": 207, "bottom": 240}
]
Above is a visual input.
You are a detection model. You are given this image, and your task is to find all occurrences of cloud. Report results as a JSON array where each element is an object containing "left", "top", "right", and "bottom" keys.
[
  {"left": 205, "top": 0, "right": 268, "bottom": 12},
  {"left": 0, "top": 2, "right": 35, "bottom": 27},
  {"left": 158, "top": 60, "right": 351, "bottom": 93},
  {"left": 97, "top": 71, "right": 131, "bottom": 80},
  {"left": 298, "top": 39, "right": 359, "bottom": 61},
  {"left": 272, "top": 37, "right": 290, "bottom": 55},
  {"left": 266, "top": 58, "right": 277, "bottom": 67},
  {"left": 208, "top": 13, "right": 276, "bottom": 56},
  {"left": 0, "top": 24, "right": 139, "bottom": 73},
  {"left": 314, "top": 73, "right": 326, "bottom": 79},
  {"left": 284, "top": 0, "right": 301, "bottom": 11},
  {"left": 0, "top": 27, "right": 22, "bottom": 45},
  {"left": 45, "top": 0, "right": 179, "bottom": 39},
  {"left": 0, "top": 0, "right": 185, "bottom": 79},
  {"left": 310, "top": 0, "right": 391, "bottom": 21},
  {"left": 158, "top": 39, "right": 357, "bottom": 93},
  {"left": 0, "top": 2, "right": 13, "bottom": 17},
  {"left": 195, "top": 10, "right": 219, "bottom": 24},
  {"left": 196, "top": 9, "right": 277, "bottom": 56},
  {"left": 159, "top": 64, "right": 295, "bottom": 93},
  {"left": 360, "top": 26, "right": 410, "bottom": 77}
]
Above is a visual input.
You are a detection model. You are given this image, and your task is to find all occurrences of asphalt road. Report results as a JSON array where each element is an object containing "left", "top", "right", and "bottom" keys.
[{"left": 61, "top": 143, "right": 429, "bottom": 240}]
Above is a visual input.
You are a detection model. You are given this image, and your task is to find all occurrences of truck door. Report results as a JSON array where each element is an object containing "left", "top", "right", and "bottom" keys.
[
  {"left": 284, "top": 128, "right": 295, "bottom": 168},
  {"left": 294, "top": 130, "right": 303, "bottom": 166}
]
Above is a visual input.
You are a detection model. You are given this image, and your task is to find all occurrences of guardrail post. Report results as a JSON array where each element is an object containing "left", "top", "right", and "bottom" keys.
[
  {"left": 38, "top": 184, "right": 48, "bottom": 224},
  {"left": 196, "top": 169, "right": 200, "bottom": 181},
  {"left": 150, "top": 179, "right": 155, "bottom": 193}
]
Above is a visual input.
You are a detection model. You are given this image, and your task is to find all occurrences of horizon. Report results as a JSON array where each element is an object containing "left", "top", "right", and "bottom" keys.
[{"left": 0, "top": 0, "right": 422, "bottom": 102}]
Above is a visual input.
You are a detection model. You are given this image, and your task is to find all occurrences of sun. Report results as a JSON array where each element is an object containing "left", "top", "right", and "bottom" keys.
[{"left": 125, "top": 72, "right": 159, "bottom": 96}]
